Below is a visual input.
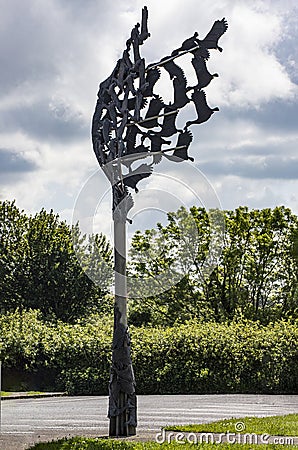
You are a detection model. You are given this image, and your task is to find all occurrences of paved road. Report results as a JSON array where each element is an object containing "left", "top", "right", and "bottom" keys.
[{"left": 1, "top": 394, "right": 297, "bottom": 449}]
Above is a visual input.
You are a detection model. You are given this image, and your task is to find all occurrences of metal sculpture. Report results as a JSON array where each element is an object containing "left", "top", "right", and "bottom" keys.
[{"left": 91, "top": 6, "right": 227, "bottom": 437}]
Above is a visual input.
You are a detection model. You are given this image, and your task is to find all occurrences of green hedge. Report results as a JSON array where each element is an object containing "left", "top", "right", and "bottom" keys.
[{"left": 0, "top": 310, "right": 297, "bottom": 394}]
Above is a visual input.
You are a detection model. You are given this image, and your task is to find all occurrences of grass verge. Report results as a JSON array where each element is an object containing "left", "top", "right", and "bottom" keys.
[
  {"left": 165, "top": 414, "right": 298, "bottom": 436},
  {"left": 28, "top": 438, "right": 297, "bottom": 449},
  {"left": 0, "top": 391, "right": 43, "bottom": 396}
]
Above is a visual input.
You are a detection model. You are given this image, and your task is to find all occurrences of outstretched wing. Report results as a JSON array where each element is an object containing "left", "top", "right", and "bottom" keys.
[
  {"left": 123, "top": 163, "right": 153, "bottom": 191},
  {"left": 200, "top": 18, "right": 228, "bottom": 49},
  {"left": 164, "top": 130, "right": 194, "bottom": 162},
  {"left": 176, "top": 129, "right": 193, "bottom": 149},
  {"left": 158, "top": 106, "right": 179, "bottom": 137},
  {"left": 192, "top": 90, "right": 209, "bottom": 115},
  {"left": 160, "top": 57, "right": 187, "bottom": 83}
]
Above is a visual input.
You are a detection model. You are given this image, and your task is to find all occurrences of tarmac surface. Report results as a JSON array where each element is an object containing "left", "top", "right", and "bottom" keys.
[{"left": 0, "top": 394, "right": 297, "bottom": 449}]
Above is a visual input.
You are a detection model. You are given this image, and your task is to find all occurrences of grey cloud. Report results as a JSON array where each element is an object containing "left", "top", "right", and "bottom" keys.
[
  {"left": 0, "top": 2, "right": 59, "bottom": 95},
  {"left": 201, "top": 155, "right": 298, "bottom": 180},
  {"left": 225, "top": 100, "right": 298, "bottom": 133},
  {"left": 0, "top": 100, "right": 88, "bottom": 142},
  {"left": 0, "top": 148, "right": 37, "bottom": 176}
]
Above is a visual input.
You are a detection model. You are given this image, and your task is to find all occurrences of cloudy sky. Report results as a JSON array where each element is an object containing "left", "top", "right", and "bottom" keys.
[{"left": 1, "top": 0, "right": 298, "bottom": 238}]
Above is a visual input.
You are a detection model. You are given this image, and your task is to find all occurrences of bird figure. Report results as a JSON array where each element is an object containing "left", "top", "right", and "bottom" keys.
[
  {"left": 185, "top": 90, "right": 219, "bottom": 127},
  {"left": 159, "top": 57, "right": 187, "bottom": 82},
  {"left": 157, "top": 106, "right": 181, "bottom": 137},
  {"left": 192, "top": 46, "right": 210, "bottom": 60},
  {"left": 121, "top": 144, "right": 150, "bottom": 172},
  {"left": 172, "top": 76, "right": 190, "bottom": 109},
  {"left": 142, "top": 67, "right": 161, "bottom": 97},
  {"left": 144, "top": 132, "right": 171, "bottom": 152},
  {"left": 190, "top": 55, "right": 219, "bottom": 89},
  {"left": 164, "top": 130, "right": 194, "bottom": 162},
  {"left": 124, "top": 124, "right": 143, "bottom": 153},
  {"left": 198, "top": 18, "right": 228, "bottom": 52},
  {"left": 143, "top": 132, "right": 171, "bottom": 164},
  {"left": 139, "top": 96, "right": 164, "bottom": 128},
  {"left": 171, "top": 32, "right": 199, "bottom": 56},
  {"left": 139, "top": 5, "right": 150, "bottom": 43},
  {"left": 123, "top": 163, "right": 153, "bottom": 192}
]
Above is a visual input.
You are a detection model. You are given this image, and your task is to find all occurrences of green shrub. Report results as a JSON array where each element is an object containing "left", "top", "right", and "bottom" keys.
[{"left": 0, "top": 310, "right": 297, "bottom": 394}]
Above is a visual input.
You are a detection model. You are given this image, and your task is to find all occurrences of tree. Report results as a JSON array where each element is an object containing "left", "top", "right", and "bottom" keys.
[
  {"left": 0, "top": 201, "right": 113, "bottom": 322},
  {"left": 127, "top": 205, "right": 298, "bottom": 324},
  {"left": 127, "top": 206, "right": 217, "bottom": 325},
  {"left": 0, "top": 200, "right": 28, "bottom": 311}
]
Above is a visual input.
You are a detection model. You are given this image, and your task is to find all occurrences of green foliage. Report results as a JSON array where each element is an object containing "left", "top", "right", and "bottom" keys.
[
  {"left": 0, "top": 200, "right": 113, "bottom": 322},
  {"left": 131, "top": 319, "right": 298, "bottom": 395},
  {"left": 128, "top": 207, "right": 217, "bottom": 326},
  {"left": 1, "top": 310, "right": 297, "bottom": 395},
  {"left": 0, "top": 309, "right": 112, "bottom": 392},
  {"left": 166, "top": 414, "right": 298, "bottom": 436},
  {"left": 128, "top": 205, "right": 298, "bottom": 325}
]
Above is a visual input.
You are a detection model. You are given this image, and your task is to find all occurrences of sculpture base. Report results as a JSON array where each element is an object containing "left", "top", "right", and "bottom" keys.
[{"left": 109, "top": 392, "right": 137, "bottom": 437}]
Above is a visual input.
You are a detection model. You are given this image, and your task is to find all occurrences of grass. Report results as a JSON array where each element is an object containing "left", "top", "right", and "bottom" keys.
[
  {"left": 26, "top": 414, "right": 298, "bottom": 449},
  {"left": 0, "top": 391, "right": 12, "bottom": 397},
  {"left": 165, "top": 414, "right": 298, "bottom": 436},
  {"left": 27, "top": 438, "right": 298, "bottom": 449},
  {"left": 0, "top": 390, "right": 43, "bottom": 396}
]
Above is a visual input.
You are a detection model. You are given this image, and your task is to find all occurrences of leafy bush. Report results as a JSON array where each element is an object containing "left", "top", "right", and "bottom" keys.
[
  {"left": 131, "top": 319, "right": 298, "bottom": 394},
  {"left": 0, "top": 310, "right": 297, "bottom": 394}
]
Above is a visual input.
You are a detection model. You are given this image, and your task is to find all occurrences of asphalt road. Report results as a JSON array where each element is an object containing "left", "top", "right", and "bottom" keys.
[{"left": 1, "top": 394, "right": 298, "bottom": 449}]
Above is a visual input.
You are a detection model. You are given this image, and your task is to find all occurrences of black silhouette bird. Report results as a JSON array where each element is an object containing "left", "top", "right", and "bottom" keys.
[
  {"left": 139, "top": 5, "right": 150, "bottom": 43},
  {"left": 164, "top": 130, "right": 194, "bottom": 162},
  {"left": 123, "top": 163, "right": 153, "bottom": 193},
  {"left": 158, "top": 106, "right": 180, "bottom": 137},
  {"left": 159, "top": 57, "right": 186, "bottom": 82},
  {"left": 139, "top": 96, "right": 164, "bottom": 128},
  {"left": 145, "top": 133, "right": 171, "bottom": 152},
  {"left": 171, "top": 32, "right": 199, "bottom": 56},
  {"left": 190, "top": 56, "right": 219, "bottom": 89},
  {"left": 143, "top": 132, "right": 171, "bottom": 164},
  {"left": 172, "top": 76, "right": 190, "bottom": 109},
  {"left": 143, "top": 67, "right": 161, "bottom": 97},
  {"left": 124, "top": 124, "right": 143, "bottom": 153},
  {"left": 186, "top": 90, "right": 219, "bottom": 127},
  {"left": 121, "top": 144, "right": 150, "bottom": 171},
  {"left": 192, "top": 47, "right": 210, "bottom": 60},
  {"left": 198, "top": 18, "right": 228, "bottom": 52}
]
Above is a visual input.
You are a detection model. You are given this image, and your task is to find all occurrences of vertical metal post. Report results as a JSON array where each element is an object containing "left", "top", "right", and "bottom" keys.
[{"left": 109, "top": 216, "right": 137, "bottom": 436}]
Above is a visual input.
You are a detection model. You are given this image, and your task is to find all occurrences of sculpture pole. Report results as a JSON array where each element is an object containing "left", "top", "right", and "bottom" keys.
[
  {"left": 108, "top": 183, "right": 137, "bottom": 437},
  {"left": 110, "top": 217, "right": 130, "bottom": 436},
  {"left": 91, "top": 6, "right": 227, "bottom": 437}
]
